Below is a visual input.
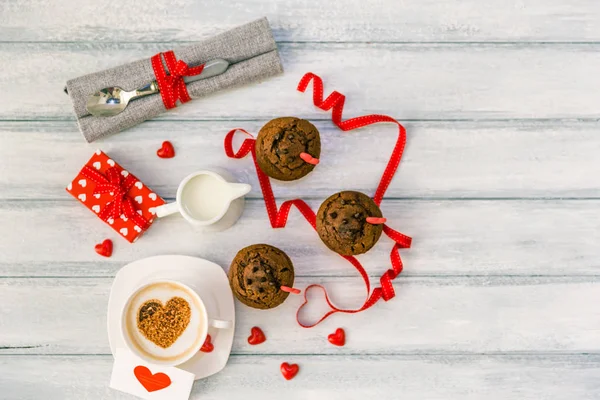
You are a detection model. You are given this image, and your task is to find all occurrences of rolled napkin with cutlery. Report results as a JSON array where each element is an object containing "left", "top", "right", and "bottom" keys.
[{"left": 65, "top": 18, "right": 283, "bottom": 142}]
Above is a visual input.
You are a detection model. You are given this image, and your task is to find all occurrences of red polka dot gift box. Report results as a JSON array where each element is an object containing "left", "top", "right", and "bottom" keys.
[{"left": 66, "top": 150, "right": 165, "bottom": 243}]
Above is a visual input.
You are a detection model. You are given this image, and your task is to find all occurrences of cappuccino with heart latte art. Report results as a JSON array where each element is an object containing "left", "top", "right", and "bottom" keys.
[{"left": 123, "top": 281, "right": 207, "bottom": 364}]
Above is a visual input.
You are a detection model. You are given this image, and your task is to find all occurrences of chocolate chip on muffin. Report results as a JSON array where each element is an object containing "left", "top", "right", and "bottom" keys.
[
  {"left": 228, "top": 244, "right": 295, "bottom": 309},
  {"left": 255, "top": 117, "right": 321, "bottom": 181},
  {"left": 316, "top": 191, "right": 384, "bottom": 256}
]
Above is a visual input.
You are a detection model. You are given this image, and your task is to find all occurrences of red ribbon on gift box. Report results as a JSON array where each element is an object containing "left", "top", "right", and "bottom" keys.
[
  {"left": 80, "top": 166, "right": 150, "bottom": 230},
  {"left": 224, "top": 72, "right": 412, "bottom": 327},
  {"left": 151, "top": 50, "right": 205, "bottom": 109}
]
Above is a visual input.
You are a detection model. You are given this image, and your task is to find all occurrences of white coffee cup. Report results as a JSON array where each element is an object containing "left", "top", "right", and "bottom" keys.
[
  {"left": 154, "top": 170, "right": 251, "bottom": 231},
  {"left": 120, "top": 280, "right": 232, "bottom": 366}
]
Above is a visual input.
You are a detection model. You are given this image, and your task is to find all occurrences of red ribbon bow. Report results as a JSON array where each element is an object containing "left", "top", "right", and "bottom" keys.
[
  {"left": 151, "top": 50, "right": 205, "bottom": 109},
  {"left": 81, "top": 166, "right": 150, "bottom": 230}
]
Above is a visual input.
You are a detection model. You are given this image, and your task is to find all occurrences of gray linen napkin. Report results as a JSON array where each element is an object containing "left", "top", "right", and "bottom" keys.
[{"left": 66, "top": 18, "right": 283, "bottom": 142}]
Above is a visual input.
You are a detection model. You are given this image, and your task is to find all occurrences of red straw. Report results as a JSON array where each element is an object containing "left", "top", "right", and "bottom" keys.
[
  {"left": 366, "top": 217, "right": 387, "bottom": 224},
  {"left": 280, "top": 286, "right": 301, "bottom": 295},
  {"left": 299, "top": 152, "right": 320, "bottom": 165}
]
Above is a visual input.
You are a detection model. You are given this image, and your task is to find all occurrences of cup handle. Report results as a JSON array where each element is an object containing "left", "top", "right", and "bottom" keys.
[
  {"left": 154, "top": 202, "right": 179, "bottom": 218},
  {"left": 209, "top": 318, "right": 233, "bottom": 329}
]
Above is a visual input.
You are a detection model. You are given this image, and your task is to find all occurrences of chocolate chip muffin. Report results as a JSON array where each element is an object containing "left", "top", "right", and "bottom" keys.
[
  {"left": 316, "top": 191, "right": 384, "bottom": 256},
  {"left": 255, "top": 117, "right": 321, "bottom": 181},
  {"left": 228, "top": 244, "right": 295, "bottom": 309}
]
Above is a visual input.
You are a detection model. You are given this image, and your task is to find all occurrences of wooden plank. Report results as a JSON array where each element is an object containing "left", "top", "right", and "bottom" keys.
[
  {"left": 3, "top": 43, "right": 600, "bottom": 120},
  {"left": 1, "top": 355, "right": 599, "bottom": 400},
  {"left": 2, "top": 0, "right": 600, "bottom": 43},
  {"left": 2, "top": 120, "right": 600, "bottom": 200},
  {"left": 2, "top": 199, "right": 600, "bottom": 277},
  {"left": 1, "top": 277, "right": 598, "bottom": 355}
]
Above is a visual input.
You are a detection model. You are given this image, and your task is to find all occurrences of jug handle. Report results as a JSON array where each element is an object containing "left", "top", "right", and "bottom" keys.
[{"left": 154, "top": 202, "right": 179, "bottom": 218}]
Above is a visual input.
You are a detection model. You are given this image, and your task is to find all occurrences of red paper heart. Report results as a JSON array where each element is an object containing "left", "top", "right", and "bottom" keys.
[
  {"left": 200, "top": 334, "right": 214, "bottom": 353},
  {"left": 280, "top": 362, "right": 299, "bottom": 380},
  {"left": 328, "top": 328, "right": 346, "bottom": 346},
  {"left": 134, "top": 366, "right": 171, "bottom": 392},
  {"left": 157, "top": 141, "right": 175, "bottom": 158},
  {"left": 94, "top": 239, "right": 113, "bottom": 257},
  {"left": 247, "top": 327, "right": 266, "bottom": 345}
]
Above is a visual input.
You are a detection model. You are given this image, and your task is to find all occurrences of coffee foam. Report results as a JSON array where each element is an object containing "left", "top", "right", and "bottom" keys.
[{"left": 124, "top": 282, "right": 206, "bottom": 363}]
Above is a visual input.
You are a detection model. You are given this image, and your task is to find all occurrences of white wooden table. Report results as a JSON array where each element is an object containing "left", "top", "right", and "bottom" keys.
[{"left": 1, "top": 1, "right": 600, "bottom": 399}]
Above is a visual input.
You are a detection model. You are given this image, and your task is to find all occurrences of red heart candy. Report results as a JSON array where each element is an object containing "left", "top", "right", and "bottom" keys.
[
  {"left": 94, "top": 239, "right": 113, "bottom": 257},
  {"left": 280, "top": 362, "right": 299, "bottom": 380},
  {"left": 134, "top": 366, "right": 171, "bottom": 392},
  {"left": 157, "top": 141, "right": 175, "bottom": 158},
  {"left": 328, "top": 328, "right": 346, "bottom": 346},
  {"left": 200, "top": 334, "right": 214, "bottom": 353},
  {"left": 247, "top": 326, "right": 266, "bottom": 345}
]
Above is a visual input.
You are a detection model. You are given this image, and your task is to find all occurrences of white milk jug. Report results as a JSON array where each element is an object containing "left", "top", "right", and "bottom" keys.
[{"left": 154, "top": 170, "right": 251, "bottom": 231}]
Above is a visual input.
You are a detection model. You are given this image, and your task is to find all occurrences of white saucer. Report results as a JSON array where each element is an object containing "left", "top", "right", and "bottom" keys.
[{"left": 107, "top": 255, "right": 235, "bottom": 380}]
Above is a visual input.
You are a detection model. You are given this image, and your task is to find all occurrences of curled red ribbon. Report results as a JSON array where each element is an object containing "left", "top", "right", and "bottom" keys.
[
  {"left": 297, "top": 72, "right": 408, "bottom": 206},
  {"left": 224, "top": 72, "right": 411, "bottom": 327},
  {"left": 80, "top": 166, "right": 150, "bottom": 230},
  {"left": 150, "top": 51, "right": 205, "bottom": 109}
]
